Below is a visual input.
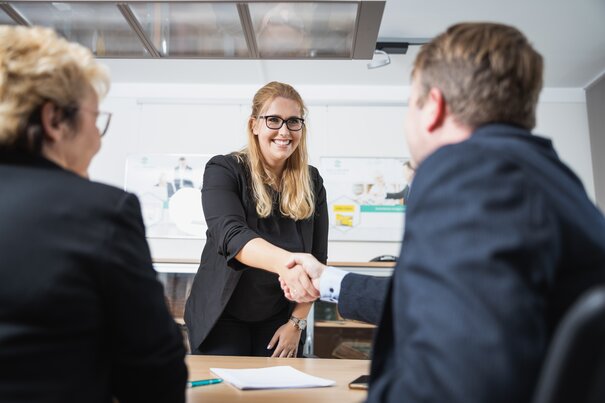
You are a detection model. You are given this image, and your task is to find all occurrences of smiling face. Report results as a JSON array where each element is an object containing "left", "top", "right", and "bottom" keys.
[{"left": 252, "top": 96, "right": 303, "bottom": 175}]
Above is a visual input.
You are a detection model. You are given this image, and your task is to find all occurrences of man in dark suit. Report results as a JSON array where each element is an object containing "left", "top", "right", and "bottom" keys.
[
  {"left": 0, "top": 26, "right": 187, "bottom": 402},
  {"left": 283, "top": 22, "right": 605, "bottom": 403}
]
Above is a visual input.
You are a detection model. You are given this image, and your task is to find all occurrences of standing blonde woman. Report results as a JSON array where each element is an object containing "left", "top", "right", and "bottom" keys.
[
  {"left": 0, "top": 26, "right": 186, "bottom": 402},
  {"left": 185, "top": 81, "right": 328, "bottom": 357}
]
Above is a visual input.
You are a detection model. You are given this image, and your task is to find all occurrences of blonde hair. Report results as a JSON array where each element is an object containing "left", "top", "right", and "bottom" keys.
[
  {"left": 0, "top": 26, "right": 110, "bottom": 150},
  {"left": 236, "top": 81, "right": 314, "bottom": 220},
  {"left": 413, "top": 22, "right": 543, "bottom": 130}
]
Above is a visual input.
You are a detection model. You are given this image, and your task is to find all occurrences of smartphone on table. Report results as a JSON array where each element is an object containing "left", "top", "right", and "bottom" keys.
[{"left": 349, "top": 375, "right": 370, "bottom": 390}]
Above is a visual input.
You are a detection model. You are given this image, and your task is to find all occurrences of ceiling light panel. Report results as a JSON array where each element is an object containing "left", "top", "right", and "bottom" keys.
[
  {"left": 248, "top": 2, "right": 358, "bottom": 59},
  {"left": 10, "top": 2, "right": 149, "bottom": 57},
  {"left": 129, "top": 2, "right": 249, "bottom": 58},
  {"left": 4, "top": 1, "right": 384, "bottom": 60}
]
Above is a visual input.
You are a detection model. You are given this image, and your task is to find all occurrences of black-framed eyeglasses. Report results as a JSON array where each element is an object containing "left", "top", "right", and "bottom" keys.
[
  {"left": 258, "top": 115, "right": 305, "bottom": 131},
  {"left": 79, "top": 107, "right": 112, "bottom": 137}
]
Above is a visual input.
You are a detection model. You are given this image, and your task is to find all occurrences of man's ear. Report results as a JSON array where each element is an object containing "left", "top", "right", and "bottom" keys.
[
  {"left": 423, "top": 88, "right": 447, "bottom": 133},
  {"left": 40, "top": 102, "right": 65, "bottom": 142}
]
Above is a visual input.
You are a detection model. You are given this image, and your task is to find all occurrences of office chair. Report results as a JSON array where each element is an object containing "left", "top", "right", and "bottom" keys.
[{"left": 532, "top": 286, "right": 605, "bottom": 403}]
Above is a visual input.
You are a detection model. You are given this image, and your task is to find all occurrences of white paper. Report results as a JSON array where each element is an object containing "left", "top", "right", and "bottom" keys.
[{"left": 210, "top": 366, "right": 336, "bottom": 390}]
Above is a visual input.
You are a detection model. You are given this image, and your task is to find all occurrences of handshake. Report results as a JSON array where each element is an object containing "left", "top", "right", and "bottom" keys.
[{"left": 278, "top": 253, "right": 327, "bottom": 303}]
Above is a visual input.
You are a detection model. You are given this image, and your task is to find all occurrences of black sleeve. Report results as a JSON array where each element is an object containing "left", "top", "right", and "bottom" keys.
[
  {"left": 103, "top": 193, "right": 187, "bottom": 403},
  {"left": 311, "top": 168, "right": 329, "bottom": 264},
  {"left": 339, "top": 273, "right": 390, "bottom": 325},
  {"left": 386, "top": 190, "right": 404, "bottom": 200},
  {"left": 371, "top": 144, "right": 559, "bottom": 403},
  {"left": 202, "top": 155, "right": 259, "bottom": 270}
]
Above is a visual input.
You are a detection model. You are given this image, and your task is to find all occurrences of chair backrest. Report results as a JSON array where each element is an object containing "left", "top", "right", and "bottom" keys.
[{"left": 532, "top": 286, "right": 605, "bottom": 403}]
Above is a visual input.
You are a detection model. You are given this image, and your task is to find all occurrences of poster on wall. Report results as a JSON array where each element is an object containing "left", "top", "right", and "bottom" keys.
[
  {"left": 320, "top": 157, "right": 414, "bottom": 242},
  {"left": 124, "top": 154, "right": 212, "bottom": 239}
]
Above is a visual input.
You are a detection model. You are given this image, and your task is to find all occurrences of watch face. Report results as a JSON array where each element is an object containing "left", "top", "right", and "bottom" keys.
[{"left": 290, "top": 316, "right": 306, "bottom": 330}]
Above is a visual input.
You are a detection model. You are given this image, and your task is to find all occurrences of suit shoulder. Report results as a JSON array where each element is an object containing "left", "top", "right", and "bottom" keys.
[
  {"left": 423, "top": 139, "right": 513, "bottom": 173},
  {"left": 64, "top": 175, "right": 136, "bottom": 211},
  {"left": 208, "top": 153, "right": 243, "bottom": 165},
  {"left": 308, "top": 164, "right": 323, "bottom": 182},
  {"left": 414, "top": 140, "right": 526, "bottom": 200},
  {"left": 420, "top": 141, "right": 484, "bottom": 176},
  {"left": 207, "top": 153, "right": 246, "bottom": 173}
]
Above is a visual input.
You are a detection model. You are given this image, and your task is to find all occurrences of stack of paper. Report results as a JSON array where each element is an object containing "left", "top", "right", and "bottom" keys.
[{"left": 210, "top": 366, "right": 336, "bottom": 390}]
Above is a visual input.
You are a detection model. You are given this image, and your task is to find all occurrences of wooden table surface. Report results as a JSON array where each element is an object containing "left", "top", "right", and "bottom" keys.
[{"left": 186, "top": 355, "right": 370, "bottom": 403}]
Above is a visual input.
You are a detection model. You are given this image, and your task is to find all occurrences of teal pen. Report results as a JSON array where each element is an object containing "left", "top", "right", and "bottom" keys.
[{"left": 188, "top": 378, "right": 223, "bottom": 388}]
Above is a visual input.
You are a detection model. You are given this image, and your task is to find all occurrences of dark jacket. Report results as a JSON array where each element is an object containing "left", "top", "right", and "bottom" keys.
[
  {"left": 339, "top": 124, "right": 605, "bottom": 403},
  {"left": 0, "top": 152, "right": 187, "bottom": 403},
  {"left": 184, "top": 154, "right": 328, "bottom": 351}
]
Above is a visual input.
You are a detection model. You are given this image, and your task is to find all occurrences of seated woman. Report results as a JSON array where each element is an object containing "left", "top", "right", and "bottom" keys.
[{"left": 0, "top": 26, "right": 187, "bottom": 402}]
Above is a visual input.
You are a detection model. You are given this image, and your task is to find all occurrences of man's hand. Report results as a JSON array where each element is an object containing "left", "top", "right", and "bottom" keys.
[{"left": 279, "top": 253, "right": 326, "bottom": 302}]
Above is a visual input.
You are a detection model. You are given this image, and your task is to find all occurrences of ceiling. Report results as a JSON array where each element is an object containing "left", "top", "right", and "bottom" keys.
[
  {"left": 2, "top": 1, "right": 385, "bottom": 59},
  {"left": 102, "top": 0, "right": 605, "bottom": 88}
]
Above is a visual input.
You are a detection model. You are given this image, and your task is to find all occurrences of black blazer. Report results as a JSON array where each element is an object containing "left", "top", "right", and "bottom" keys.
[
  {"left": 339, "top": 124, "right": 605, "bottom": 403},
  {"left": 184, "top": 154, "right": 328, "bottom": 351},
  {"left": 0, "top": 152, "right": 187, "bottom": 403}
]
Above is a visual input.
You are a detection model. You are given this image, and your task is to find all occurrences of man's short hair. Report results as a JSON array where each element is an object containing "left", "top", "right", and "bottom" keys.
[{"left": 413, "top": 23, "right": 543, "bottom": 130}]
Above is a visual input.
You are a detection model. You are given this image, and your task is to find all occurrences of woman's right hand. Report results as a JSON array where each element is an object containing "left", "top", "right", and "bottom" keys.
[
  {"left": 278, "top": 262, "right": 319, "bottom": 302},
  {"left": 279, "top": 253, "right": 325, "bottom": 302}
]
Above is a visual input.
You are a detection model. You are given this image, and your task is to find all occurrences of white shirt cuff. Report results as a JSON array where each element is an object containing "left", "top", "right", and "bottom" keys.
[{"left": 319, "top": 266, "right": 348, "bottom": 303}]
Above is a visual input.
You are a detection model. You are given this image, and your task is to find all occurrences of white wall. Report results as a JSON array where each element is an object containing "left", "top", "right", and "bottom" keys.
[
  {"left": 91, "top": 84, "right": 591, "bottom": 262},
  {"left": 586, "top": 73, "right": 605, "bottom": 210},
  {"left": 534, "top": 89, "right": 595, "bottom": 200}
]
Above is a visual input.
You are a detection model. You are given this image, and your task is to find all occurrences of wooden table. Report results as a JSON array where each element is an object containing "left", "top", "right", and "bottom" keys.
[{"left": 186, "top": 355, "right": 370, "bottom": 403}]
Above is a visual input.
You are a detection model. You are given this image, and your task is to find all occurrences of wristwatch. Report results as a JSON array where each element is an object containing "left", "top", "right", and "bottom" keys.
[{"left": 289, "top": 315, "right": 307, "bottom": 330}]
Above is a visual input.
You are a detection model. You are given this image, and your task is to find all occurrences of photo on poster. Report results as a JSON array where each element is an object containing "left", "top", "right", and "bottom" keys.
[
  {"left": 320, "top": 157, "right": 414, "bottom": 241},
  {"left": 124, "top": 154, "right": 212, "bottom": 239}
]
